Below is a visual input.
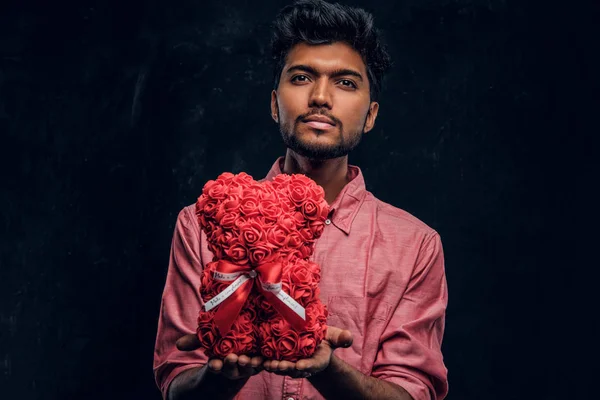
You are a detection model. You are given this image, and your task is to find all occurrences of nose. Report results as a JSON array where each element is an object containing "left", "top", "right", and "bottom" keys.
[{"left": 308, "top": 77, "right": 332, "bottom": 109}]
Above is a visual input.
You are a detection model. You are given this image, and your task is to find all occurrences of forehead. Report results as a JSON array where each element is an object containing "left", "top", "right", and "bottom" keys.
[{"left": 283, "top": 42, "right": 367, "bottom": 75}]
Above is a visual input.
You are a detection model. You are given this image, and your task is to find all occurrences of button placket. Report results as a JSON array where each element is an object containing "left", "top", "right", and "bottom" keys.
[{"left": 282, "top": 376, "right": 301, "bottom": 400}]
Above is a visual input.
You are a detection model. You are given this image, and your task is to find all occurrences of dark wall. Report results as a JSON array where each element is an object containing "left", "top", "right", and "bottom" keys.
[{"left": 1, "top": 0, "right": 596, "bottom": 399}]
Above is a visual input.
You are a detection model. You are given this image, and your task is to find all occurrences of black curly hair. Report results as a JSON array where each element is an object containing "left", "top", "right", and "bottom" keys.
[{"left": 270, "top": 0, "right": 392, "bottom": 101}]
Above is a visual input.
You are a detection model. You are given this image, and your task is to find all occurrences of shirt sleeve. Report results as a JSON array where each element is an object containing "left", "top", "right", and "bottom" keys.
[
  {"left": 153, "top": 206, "right": 209, "bottom": 399},
  {"left": 371, "top": 230, "right": 449, "bottom": 400}
]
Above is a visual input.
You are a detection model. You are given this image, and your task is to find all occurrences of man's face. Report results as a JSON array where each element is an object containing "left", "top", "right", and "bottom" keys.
[{"left": 271, "top": 42, "right": 379, "bottom": 161}]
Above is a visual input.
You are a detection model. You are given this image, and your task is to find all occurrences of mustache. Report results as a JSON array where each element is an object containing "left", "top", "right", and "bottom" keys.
[{"left": 296, "top": 110, "right": 342, "bottom": 126}]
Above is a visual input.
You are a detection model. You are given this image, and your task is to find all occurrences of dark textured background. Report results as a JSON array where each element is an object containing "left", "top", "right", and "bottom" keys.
[{"left": 1, "top": 0, "right": 597, "bottom": 399}]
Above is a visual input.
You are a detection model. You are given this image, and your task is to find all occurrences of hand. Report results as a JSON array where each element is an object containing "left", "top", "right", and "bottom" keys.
[
  {"left": 262, "top": 326, "right": 353, "bottom": 379},
  {"left": 176, "top": 334, "right": 264, "bottom": 380}
]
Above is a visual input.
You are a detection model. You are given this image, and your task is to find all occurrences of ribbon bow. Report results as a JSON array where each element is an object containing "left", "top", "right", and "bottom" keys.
[{"left": 203, "top": 260, "right": 306, "bottom": 335}]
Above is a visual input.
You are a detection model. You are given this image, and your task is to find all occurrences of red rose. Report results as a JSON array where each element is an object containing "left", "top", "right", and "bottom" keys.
[
  {"left": 258, "top": 322, "right": 280, "bottom": 359},
  {"left": 216, "top": 172, "right": 235, "bottom": 185},
  {"left": 290, "top": 174, "right": 314, "bottom": 187},
  {"left": 224, "top": 240, "right": 249, "bottom": 265},
  {"left": 232, "top": 172, "right": 253, "bottom": 186},
  {"left": 266, "top": 226, "right": 289, "bottom": 248},
  {"left": 206, "top": 182, "right": 228, "bottom": 201},
  {"left": 200, "top": 262, "right": 218, "bottom": 289},
  {"left": 281, "top": 249, "right": 303, "bottom": 264},
  {"left": 271, "top": 175, "right": 291, "bottom": 191},
  {"left": 197, "top": 213, "right": 209, "bottom": 231},
  {"left": 258, "top": 320, "right": 273, "bottom": 340},
  {"left": 292, "top": 211, "right": 305, "bottom": 226},
  {"left": 286, "top": 261, "right": 317, "bottom": 286},
  {"left": 287, "top": 282, "right": 316, "bottom": 304},
  {"left": 270, "top": 316, "right": 291, "bottom": 336},
  {"left": 259, "top": 197, "right": 282, "bottom": 222},
  {"left": 207, "top": 225, "right": 224, "bottom": 245},
  {"left": 309, "top": 220, "right": 325, "bottom": 238},
  {"left": 207, "top": 241, "right": 224, "bottom": 260},
  {"left": 288, "top": 182, "right": 308, "bottom": 207},
  {"left": 298, "top": 227, "right": 314, "bottom": 242},
  {"left": 213, "top": 336, "right": 236, "bottom": 358},
  {"left": 240, "top": 197, "right": 260, "bottom": 218},
  {"left": 248, "top": 242, "right": 276, "bottom": 266},
  {"left": 203, "top": 201, "right": 219, "bottom": 218},
  {"left": 298, "top": 333, "right": 318, "bottom": 358},
  {"left": 217, "top": 230, "right": 235, "bottom": 248},
  {"left": 219, "top": 212, "right": 238, "bottom": 230},
  {"left": 215, "top": 198, "right": 241, "bottom": 222},
  {"left": 242, "top": 304, "right": 258, "bottom": 324},
  {"left": 308, "top": 184, "right": 325, "bottom": 201},
  {"left": 228, "top": 184, "right": 244, "bottom": 198},
  {"left": 300, "top": 198, "right": 321, "bottom": 221},
  {"left": 278, "top": 196, "right": 295, "bottom": 214},
  {"left": 238, "top": 220, "right": 265, "bottom": 247},
  {"left": 196, "top": 194, "right": 209, "bottom": 210},
  {"left": 286, "top": 231, "right": 303, "bottom": 248},
  {"left": 232, "top": 310, "right": 255, "bottom": 335},
  {"left": 276, "top": 329, "right": 300, "bottom": 359},
  {"left": 306, "top": 261, "right": 321, "bottom": 281},
  {"left": 298, "top": 243, "right": 314, "bottom": 259},
  {"left": 317, "top": 199, "right": 329, "bottom": 221},
  {"left": 305, "top": 301, "right": 328, "bottom": 326},
  {"left": 196, "top": 311, "right": 219, "bottom": 350},
  {"left": 276, "top": 213, "right": 297, "bottom": 233},
  {"left": 204, "top": 220, "right": 217, "bottom": 234},
  {"left": 261, "top": 339, "right": 279, "bottom": 359}
]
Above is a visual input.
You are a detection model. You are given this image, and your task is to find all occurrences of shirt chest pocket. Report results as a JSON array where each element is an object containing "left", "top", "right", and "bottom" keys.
[{"left": 326, "top": 296, "right": 392, "bottom": 375}]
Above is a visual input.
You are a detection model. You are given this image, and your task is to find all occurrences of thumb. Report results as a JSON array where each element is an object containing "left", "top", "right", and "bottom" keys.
[
  {"left": 176, "top": 334, "right": 202, "bottom": 351},
  {"left": 325, "top": 326, "right": 353, "bottom": 349}
]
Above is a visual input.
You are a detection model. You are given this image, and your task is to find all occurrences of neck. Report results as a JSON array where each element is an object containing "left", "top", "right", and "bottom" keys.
[{"left": 282, "top": 149, "right": 350, "bottom": 204}]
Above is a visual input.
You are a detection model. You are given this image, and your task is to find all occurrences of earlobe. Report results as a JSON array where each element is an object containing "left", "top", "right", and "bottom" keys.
[
  {"left": 363, "top": 102, "right": 379, "bottom": 133},
  {"left": 270, "top": 90, "right": 279, "bottom": 123}
]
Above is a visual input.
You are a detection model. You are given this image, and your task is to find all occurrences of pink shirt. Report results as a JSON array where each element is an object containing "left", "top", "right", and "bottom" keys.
[{"left": 153, "top": 156, "right": 449, "bottom": 400}]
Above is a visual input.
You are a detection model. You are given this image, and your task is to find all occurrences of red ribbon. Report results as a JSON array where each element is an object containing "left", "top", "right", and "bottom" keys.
[{"left": 210, "top": 259, "right": 306, "bottom": 336}]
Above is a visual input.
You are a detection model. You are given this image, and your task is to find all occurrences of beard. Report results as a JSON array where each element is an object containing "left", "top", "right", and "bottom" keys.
[{"left": 278, "top": 110, "right": 367, "bottom": 161}]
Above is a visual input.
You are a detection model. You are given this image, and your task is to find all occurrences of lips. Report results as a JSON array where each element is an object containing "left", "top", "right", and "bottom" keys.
[
  {"left": 304, "top": 121, "right": 335, "bottom": 130},
  {"left": 302, "top": 115, "right": 336, "bottom": 130}
]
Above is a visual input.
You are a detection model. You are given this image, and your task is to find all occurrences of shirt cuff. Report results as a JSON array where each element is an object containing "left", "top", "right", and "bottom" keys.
[
  {"left": 159, "top": 363, "right": 206, "bottom": 400},
  {"left": 380, "top": 372, "right": 433, "bottom": 400}
]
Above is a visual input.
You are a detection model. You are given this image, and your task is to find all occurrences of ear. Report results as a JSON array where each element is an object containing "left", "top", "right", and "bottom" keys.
[
  {"left": 270, "top": 90, "right": 279, "bottom": 123},
  {"left": 363, "top": 101, "right": 379, "bottom": 134}
]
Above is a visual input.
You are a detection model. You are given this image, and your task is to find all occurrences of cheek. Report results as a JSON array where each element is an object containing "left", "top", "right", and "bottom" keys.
[
  {"left": 341, "top": 100, "right": 370, "bottom": 128},
  {"left": 278, "top": 88, "right": 307, "bottom": 121}
]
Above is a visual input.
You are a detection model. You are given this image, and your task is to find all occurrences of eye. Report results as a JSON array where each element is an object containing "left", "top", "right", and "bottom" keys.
[
  {"left": 339, "top": 79, "right": 357, "bottom": 89},
  {"left": 291, "top": 75, "right": 310, "bottom": 83}
]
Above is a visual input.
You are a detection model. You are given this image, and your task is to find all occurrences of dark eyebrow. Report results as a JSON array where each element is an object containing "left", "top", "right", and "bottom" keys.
[{"left": 286, "top": 64, "right": 364, "bottom": 82}]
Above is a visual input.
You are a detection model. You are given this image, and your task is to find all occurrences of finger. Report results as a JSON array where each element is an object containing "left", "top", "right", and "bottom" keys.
[
  {"left": 326, "top": 326, "right": 353, "bottom": 349},
  {"left": 207, "top": 359, "right": 223, "bottom": 373},
  {"left": 237, "top": 355, "right": 254, "bottom": 377},
  {"left": 250, "top": 356, "right": 264, "bottom": 370},
  {"left": 176, "top": 334, "right": 202, "bottom": 351},
  {"left": 222, "top": 354, "right": 239, "bottom": 378},
  {"left": 237, "top": 355, "right": 251, "bottom": 367},
  {"left": 295, "top": 345, "right": 331, "bottom": 373},
  {"left": 277, "top": 360, "right": 296, "bottom": 374},
  {"left": 266, "top": 360, "right": 280, "bottom": 372},
  {"left": 262, "top": 360, "right": 272, "bottom": 371}
]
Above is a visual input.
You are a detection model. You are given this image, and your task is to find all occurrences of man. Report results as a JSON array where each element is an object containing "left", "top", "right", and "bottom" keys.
[{"left": 153, "top": 1, "right": 449, "bottom": 399}]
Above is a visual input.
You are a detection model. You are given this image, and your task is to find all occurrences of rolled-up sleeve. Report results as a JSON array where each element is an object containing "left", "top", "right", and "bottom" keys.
[
  {"left": 371, "top": 231, "right": 449, "bottom": 400},
  {"left": 153, "top": 206, "right": 208, "bottom": 399}
]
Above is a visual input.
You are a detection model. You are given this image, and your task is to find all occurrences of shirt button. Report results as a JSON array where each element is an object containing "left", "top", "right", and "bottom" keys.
[
  {"left": 325, "top": 219, "right": 331, "bottom": 225},
  {"left": 286, "top": 397, "right": 295, "bottom": 400}
]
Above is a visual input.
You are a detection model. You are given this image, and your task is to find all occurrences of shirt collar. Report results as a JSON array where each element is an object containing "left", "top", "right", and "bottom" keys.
[{"left": 262, "top": 156, "right": 366, "bottom": 235}]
